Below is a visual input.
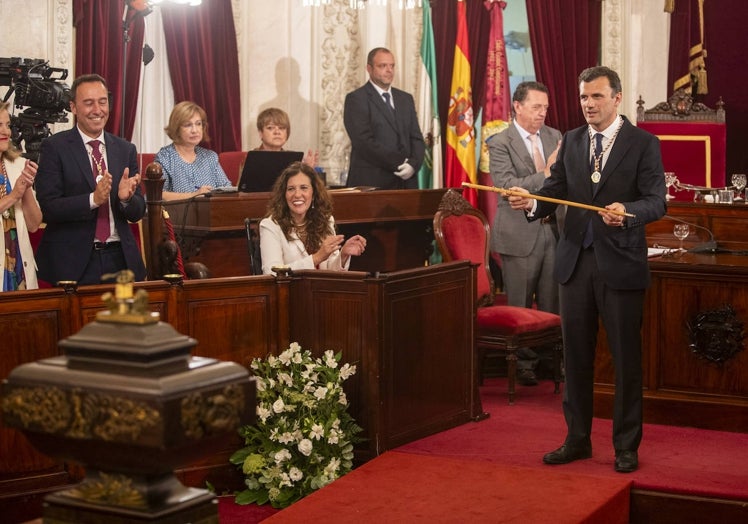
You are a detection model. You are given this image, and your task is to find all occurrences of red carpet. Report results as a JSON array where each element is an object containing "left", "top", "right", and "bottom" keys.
[
  {"left": 261, "top": 451, "right": 631, "bottom": 523},
  {"left": 398, "top": 378, "right": 748, "bottom": 502},
  {"left": 218, "top": 378, "right": 748, "bottom": 522}
]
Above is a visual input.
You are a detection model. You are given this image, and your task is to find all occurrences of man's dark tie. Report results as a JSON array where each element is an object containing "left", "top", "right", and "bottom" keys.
[
  {"left": 89, "top": 140, "right": 110, "bottom": 242},
  {"left": 583, "top": 133, "right": 604, "bottom": 248},
  {"left": 590, "top": 132, "right": 604, "bottom": 172},
  {"left": 382, "top": 92, "right": 395, "bottom": 113}
]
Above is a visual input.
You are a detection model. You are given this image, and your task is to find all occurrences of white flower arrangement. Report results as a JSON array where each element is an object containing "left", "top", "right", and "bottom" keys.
[{"left": 230, "top": 342, "right": 362, "bottom": 508}]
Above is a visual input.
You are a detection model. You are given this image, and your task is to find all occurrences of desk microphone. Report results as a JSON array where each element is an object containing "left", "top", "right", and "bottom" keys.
[{"left": 662, "top": 215, "right": 718, "bottom": 253}]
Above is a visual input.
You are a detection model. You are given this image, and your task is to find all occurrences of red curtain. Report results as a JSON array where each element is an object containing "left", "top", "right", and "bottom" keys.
[
  {"left": 73, "top": 0, "right": 145, "bottom": 140},
  {"left": 525, "top": 0, "right": 602, "bottom": 133},
  {"left": 160, "top": 1, "right": 241, "bottom": 153}
]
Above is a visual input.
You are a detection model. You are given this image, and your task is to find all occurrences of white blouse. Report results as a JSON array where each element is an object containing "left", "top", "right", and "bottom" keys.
[{"left": 259, "top": 216, "right": 350, "bottom": 275}]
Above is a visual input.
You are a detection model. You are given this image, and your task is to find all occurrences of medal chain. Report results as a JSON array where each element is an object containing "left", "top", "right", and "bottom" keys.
[{"left": 589, "top": 119, "right": 623, "bottom": 175}]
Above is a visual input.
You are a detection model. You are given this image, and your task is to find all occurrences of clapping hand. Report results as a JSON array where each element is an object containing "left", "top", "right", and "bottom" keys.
[
  {"left": 394, "top": 161, "right": 415, "bottom": 180},
  {"left": 117, "top": 167, "right": 141, "bottom": 203},
  {"left": 341, "top": 234, "right": 367, "bottom": 258},
  {"left": 9, "top": 159, "right": 38, "bottom": 199}
]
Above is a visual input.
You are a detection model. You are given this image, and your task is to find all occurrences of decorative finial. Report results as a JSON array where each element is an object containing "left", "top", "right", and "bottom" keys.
[{"left": 97, "top": 270, "right": 159, "bottom": 324}]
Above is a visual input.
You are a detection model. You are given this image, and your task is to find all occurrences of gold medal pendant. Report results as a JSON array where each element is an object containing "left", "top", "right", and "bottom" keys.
[{"left": 591, "top": 171, "right": 601, "bottom": 184}]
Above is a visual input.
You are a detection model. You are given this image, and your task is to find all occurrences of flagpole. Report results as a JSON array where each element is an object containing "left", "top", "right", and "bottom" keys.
[{"left": 461, "top": 182, "right": 636, "bottom": 218}]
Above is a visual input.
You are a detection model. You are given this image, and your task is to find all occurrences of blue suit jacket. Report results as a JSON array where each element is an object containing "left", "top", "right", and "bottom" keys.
[
  {"left": 532, "top": 117, "right": 666, "bottom": 290},
  {"left": 344, "top": 82, "right": 425, "bottom": 189},
  {"left": 35, "top": 128, "right": 146, "bottom": 284}
]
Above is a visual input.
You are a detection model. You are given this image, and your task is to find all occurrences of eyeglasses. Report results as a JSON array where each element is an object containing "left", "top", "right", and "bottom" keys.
[{"left": 181, "top": 121, "right": 204, "bottom": 129}]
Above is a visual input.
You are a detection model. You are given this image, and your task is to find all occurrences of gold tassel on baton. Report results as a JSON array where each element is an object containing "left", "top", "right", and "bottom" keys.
[{"left": 461, "top": 182, "right": 636, "bottom": 218}]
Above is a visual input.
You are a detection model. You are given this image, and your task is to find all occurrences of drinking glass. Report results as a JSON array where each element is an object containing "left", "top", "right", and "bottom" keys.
[
  {"left": 664, "top": 172, "right": 677, "bottom": 200},
  {"left": 731, "top": 173, "right": 746, "bottom": 201},
  {"left": 673, "top": 224, "right": 690, "bottom": 253}
]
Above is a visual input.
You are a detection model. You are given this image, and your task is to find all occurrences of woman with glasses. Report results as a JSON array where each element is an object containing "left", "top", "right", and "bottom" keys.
[
  {"left": 255, "top": 107, "right": 319, "bottom": 167},
  {"left": 155, "top": 101, "right": 232, "bottom": 201}
]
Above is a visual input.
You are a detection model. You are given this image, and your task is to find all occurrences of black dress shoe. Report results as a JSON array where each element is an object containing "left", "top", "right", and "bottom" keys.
[
  {"left": 615, "top": 450, "right": 638, "bottom": 473},
  {"left": 543, "top": 443, "right": 592, "bottom": 464},
  {"left": 517, "top": 369, "right": 538, "bottom": 386}
]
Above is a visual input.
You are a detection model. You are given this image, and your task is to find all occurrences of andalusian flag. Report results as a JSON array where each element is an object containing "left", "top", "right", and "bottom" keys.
[
  {"left": 416, "top": 0, "right": 442, "bottom": 189},
  {"left": 445, "top": 0, "right": 477, "bottom": 206},
  {"left": 478, "top": 0, "right": 511, "bottom": 224}
]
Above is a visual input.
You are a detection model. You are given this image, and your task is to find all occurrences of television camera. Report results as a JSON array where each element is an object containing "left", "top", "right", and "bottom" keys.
[{"left": 1, "top": 57, "right": 71, "bottom": 162}]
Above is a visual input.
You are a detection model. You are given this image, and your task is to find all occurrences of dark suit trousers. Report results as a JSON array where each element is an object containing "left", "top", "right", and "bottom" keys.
[
  {"left": 78, "top": 243, "right": 127, "bottom": 285},
  {"left": 559, "top": 247, "right": 644, "bottom": 452}
]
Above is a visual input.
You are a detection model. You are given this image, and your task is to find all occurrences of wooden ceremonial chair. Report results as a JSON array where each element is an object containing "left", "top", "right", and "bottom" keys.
[
  {"left": 433, "top": 189, "right": 562, "bottom": 404},
  {"left": 636, "top": 88, "right": 726, "bottom": 194},
  {"left": 218, "top": 151, "right": 248, "bottom": 185}
]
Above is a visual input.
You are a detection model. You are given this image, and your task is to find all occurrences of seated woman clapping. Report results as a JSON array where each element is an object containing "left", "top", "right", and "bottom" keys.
[{"left": 259, "top": 162, "right": 366, "bottom": 274}]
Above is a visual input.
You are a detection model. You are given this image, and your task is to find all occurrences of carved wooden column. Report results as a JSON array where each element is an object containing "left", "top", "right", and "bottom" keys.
[{"left": 143, "top": 162, "right": 164, "bottom": 280}]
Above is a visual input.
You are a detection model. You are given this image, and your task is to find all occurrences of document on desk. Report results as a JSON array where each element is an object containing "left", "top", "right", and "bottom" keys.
[{"left": 648, "top": 247, "right": 674, "bottom": 258}]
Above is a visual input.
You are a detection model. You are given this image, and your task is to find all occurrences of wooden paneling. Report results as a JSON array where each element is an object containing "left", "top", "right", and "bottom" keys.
[
  {"left": 160, "top": 189, "right": 446, "bottom": 276},
  {"left": 593, "top": 202, "right": 748, "bottom": 431},
  {"left": 0, "top": 262, "right": 475, "bottom": 521}
]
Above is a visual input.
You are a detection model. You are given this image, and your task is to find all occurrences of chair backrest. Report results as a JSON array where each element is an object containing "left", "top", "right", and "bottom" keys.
[
  {"left": 245, "top": 217, "right": 262, "bottom": 275},
  {"left": 433, "top": 189, "right": 494, "bottom": 306},
  {"left": 218, "top": 151, "right": 248, "bottom": 185},
  {"left": 636, "top": 88, "right": 726, "bottom": 190}
]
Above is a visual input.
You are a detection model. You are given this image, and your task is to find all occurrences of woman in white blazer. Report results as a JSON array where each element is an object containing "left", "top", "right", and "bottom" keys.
[{"left": 260, "top": 162, "right": 366, "bottom": 275}]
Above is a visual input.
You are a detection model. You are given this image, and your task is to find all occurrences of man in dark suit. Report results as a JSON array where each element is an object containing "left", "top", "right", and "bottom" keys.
[
  {"left": 343, "top": 47, "right": 425, "bottom": 189},
  {"left": 36, "top": 74, "right": 145, "bottom": 285},
  {"left": 509, "top": 66, "right": 666, "bottom": 473},
  {"left": 488, "top": 81, "right": 563, "bottom": 386}
]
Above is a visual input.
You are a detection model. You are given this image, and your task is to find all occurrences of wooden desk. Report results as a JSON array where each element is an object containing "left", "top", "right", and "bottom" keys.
[
  {"left": 593, "top": 211, "right": 748, "bottom": 431},
  {"left": 163, "top": 189, "right": 447, "bottom": 276},
  {"left": 646, "top": 200, "right": 748, "bottom": 252}
]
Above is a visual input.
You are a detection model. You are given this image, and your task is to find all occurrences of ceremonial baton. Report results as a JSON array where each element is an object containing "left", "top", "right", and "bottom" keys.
[{"left": 461, "top": 182, "right": 636, "bottom": 218}]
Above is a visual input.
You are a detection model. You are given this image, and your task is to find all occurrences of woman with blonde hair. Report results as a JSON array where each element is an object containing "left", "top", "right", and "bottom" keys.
[
  {"left": 155, "top": 101, "right": 232, "bottom": 200},
  {"left": 0, "top": 101, "right": 42, "bottom": 290}
]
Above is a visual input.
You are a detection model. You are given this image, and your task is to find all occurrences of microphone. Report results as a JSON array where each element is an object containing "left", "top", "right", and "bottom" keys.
[{"left": 662, "top": 215, "right": 718, "bottom": 253}]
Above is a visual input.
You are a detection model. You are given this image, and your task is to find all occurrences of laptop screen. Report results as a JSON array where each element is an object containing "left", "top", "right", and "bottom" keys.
[{"left": 237, "top": 150, "right": 305, "bottom": 193}]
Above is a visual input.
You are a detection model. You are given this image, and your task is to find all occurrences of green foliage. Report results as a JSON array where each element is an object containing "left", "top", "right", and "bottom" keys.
[{"left": 231, "top": 343, "right": 362, "bottom": 509}]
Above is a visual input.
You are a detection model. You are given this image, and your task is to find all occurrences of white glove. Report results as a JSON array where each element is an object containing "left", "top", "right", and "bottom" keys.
[{"left": 394, "top": 161, "right": 415, "bottom": 180}]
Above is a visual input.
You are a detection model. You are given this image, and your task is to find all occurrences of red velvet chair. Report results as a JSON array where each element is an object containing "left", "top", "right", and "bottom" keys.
[
  {"left": 636, "top": 89, "right": 726, "bottom": 196},
  {"left": 218, "top": 151, "right": 248, "bottom": 185},
  {"left": 433, "top": 189, "right": 562, "bottom": 404}
]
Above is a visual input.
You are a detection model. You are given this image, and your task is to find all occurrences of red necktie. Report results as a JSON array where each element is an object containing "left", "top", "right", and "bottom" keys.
[{"left": 89, "top": 140, "right": 110, "bottom": 242}]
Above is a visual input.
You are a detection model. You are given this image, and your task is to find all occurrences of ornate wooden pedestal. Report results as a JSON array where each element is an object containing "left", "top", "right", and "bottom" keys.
[{"left": 1, "top": 274, "right": 255, "bottom": 523}]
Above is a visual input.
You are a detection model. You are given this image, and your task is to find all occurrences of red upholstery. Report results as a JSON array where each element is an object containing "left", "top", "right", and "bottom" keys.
[
  {"left": 433, "top": 189, "right": 562, "bottom": 404},
  {"left": 636, "top": 89, "right": 727, "bottom": 197},
  {"left": 137, "top": 153, "right": 156, "bottom": 174},
  {"left": 218, "top": 151, "right": 247, "bottom": 185},
  {"left": 637, "top": 121, "right": 726, "bottom": 192},
  {"left": 478, "top": 306, "right": 560, "bottom": 334},
  {"left": 440, "top": 213, "right": 492, "bottom": 301}
]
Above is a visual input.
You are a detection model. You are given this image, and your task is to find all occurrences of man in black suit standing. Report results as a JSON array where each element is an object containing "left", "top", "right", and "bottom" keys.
[
  {"left": 344, "top": 47, "right": 425, "bottom": 189},
  {"left": 508, "top": 66, "right": 666, "bottom": 473},
  {"left": 36, "top": 74, "right": 146, "bottom": 285}
]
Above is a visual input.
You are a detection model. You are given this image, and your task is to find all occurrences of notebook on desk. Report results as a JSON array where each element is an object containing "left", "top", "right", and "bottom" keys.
[{"left": 237, "top": 150, "right": 304, "bottom": 192}]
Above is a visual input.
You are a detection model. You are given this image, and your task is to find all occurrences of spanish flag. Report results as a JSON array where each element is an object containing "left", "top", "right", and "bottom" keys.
[{"left": 445, "top": 0, "right": 477, "bottom": 207}]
